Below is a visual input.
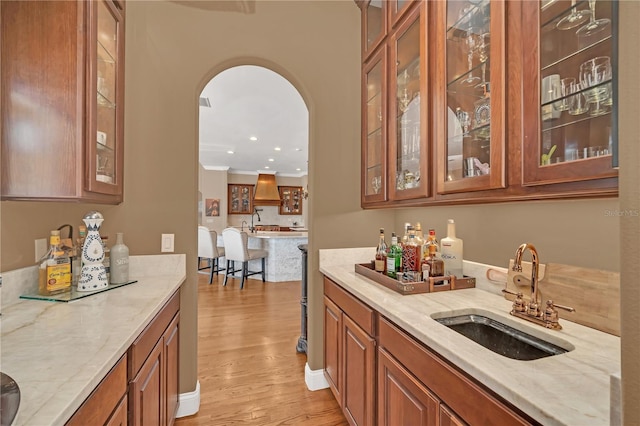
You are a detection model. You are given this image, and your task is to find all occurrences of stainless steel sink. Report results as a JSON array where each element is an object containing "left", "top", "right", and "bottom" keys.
[
  {"left": 434, "top": 314, "right": 570, "bottom": 360},
  {"left": 1, "top": 372, "right": 20, "bottom": 425}
]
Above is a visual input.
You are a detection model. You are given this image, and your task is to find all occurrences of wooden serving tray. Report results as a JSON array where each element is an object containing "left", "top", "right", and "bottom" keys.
[{"left": 355, "top": 263, "right": 475, "bottom": 295}]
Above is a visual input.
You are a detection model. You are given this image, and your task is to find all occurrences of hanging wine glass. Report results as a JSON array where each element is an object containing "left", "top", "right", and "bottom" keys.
[
  {"left": 576, "top": 0, "right": 610, "bottom": 37},
  {"left": 459, "top": 51, "right": 481, "bottom": 87},
  {"left": 556, "top": 0, "right": 592, "bottom": 30},
  {"left": 475, "top": 61, "right": 489, "bottom": 93}
]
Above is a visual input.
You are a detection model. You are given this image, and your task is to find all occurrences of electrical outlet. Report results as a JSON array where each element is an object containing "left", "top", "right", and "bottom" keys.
[
  {"left": 161, "top": 234, "right": 174, "bottom": 253},
  {"left": 35, "top": 238, "right": 47, "bottom": 262}
]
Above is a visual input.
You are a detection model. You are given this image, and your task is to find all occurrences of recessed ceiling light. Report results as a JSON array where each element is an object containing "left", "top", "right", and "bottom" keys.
[
  {"left": 227, "top": 150, "right": 234, "bottom": 154},
  {"left": 249, "top": 136, "right": 258, "bottom": 141},
  {"left": 295, "top": 148, "right": 301, "bottom": 151},
  {"left": 274, "top": 147, "right": 281, "bottom": 151},
  {"left": 264, "top": 166, "right": 270, "bottom": 169},
  {"left": 296, "top": 168, "right": 301, "bottom": 171},
  {"left": 268, "top": 158, "right": 274, "bottom": 162}
]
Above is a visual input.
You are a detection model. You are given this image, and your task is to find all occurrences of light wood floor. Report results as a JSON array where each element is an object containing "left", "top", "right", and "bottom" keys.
[{"left": 174, "top": 272, "right": 348, "bottom": 426}]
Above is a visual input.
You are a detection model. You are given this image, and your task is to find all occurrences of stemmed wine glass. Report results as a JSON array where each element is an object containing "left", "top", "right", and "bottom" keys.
[
  {"left": 556, "top": 0, "right": 591, "bottom": 30},
  {"left": 459, "top": 28, "right": 481, "bottom": 87},
  {"left": 576, "top": 0, "right": 610, "bottom": 37}
]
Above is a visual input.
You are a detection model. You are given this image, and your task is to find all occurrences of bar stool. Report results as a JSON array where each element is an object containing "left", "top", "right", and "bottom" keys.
[
  {"left": 221, "top": 227, "right": 268, "bottom": 289},
  {"left": 198, "top": 226, "right": 225, "bottom": 284}
]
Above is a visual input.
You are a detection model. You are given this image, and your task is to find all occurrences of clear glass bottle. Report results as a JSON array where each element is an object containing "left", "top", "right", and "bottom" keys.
[
  {"left": 422, "top": 243, "right": 445, "bottom": 278},
  {"left": 72, "top": 225, "right": 87, "bottom": 285},
  {"left": 401, "top": 227, "right": 421, "bottom": 273},
  {"left": 441, "top": 219, "right": 464, "bottom": 277},
  {"left": 386, "top": 232, "right": 402, "bottom": 279},
  {"left": 38, "top": 230, "right": 72, "bottom": 296},
  {"left": 102, "top": 236, "right": 110, "bottom": 281},
  {"left": 375, "top": 228, "right": 388, "bottom": 273},
  {"left": 110, "top": 232, "right": 130, "bottom": 284}
]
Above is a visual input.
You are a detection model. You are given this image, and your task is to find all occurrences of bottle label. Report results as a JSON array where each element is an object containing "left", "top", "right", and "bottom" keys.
[
  {"left": 46, "top": 259, "right": 71, "bottom": 292},
  {"left": 374, "top": 259, "right": 385, "bottom": 272},
  {"left": 386, "top": 257, "right": 396, "bottom": 273}
]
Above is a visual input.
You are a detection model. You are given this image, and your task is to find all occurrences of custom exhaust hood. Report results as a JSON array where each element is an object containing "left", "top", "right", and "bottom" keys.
[{"left": 253, "top": 173, "right": 281, "bottom": 206}]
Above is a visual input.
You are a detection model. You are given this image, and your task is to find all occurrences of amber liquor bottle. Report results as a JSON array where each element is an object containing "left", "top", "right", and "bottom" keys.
[{"left": 374, "top": 228, "right": 388, "bottom": 273}]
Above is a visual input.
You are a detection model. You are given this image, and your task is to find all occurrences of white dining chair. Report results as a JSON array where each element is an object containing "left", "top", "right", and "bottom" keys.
[
  {"left": 198, "top": 226, "right": 225, "bottom": 284},
  {"left": 221, "top": 227, "right": 268, "bottom": 289}
]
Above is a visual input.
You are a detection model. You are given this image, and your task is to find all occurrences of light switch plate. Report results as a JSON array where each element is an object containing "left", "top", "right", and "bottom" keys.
[{"left": 161, "top": 234, "right": 174, "bottom": 253}]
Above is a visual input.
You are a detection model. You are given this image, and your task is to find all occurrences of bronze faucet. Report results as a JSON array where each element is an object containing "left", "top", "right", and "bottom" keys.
[
  {"left": 513, "top": 243, "right": 541, "bottom": 316},
  {"left": 503, "top": 243, "right": 575, "bottom": 330}
]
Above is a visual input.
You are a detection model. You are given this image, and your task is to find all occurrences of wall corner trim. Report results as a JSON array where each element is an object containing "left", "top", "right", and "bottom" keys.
[
  {"left": 304, "top": 363, "right": 330, "bottom": 391},
  {"left": 176, "top": 380, "right": 201, "bottom": 418}
]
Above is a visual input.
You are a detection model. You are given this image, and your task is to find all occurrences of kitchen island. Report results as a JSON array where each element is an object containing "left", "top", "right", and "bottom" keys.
[
  {"left": 319, "top": 247, "right": 620, "bottom": 426},
  {"left": 0, "top": 254, "right": 186, "bottom": 425},
  {"left": 220, "top": 231, "right": 308, "bottom": 283}
]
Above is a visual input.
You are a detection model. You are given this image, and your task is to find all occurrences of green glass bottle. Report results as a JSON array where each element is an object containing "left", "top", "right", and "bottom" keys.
[{"left": 386, "top": 232, "right": 402, "bottom": 279}]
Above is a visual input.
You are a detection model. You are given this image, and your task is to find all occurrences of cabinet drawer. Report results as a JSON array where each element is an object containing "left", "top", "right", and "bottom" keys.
[
  {"left": 66, "top": 354, "right": 127, "bottom": 426},
  {"left": 378, "top": 317, "right": 537, "bottom": 426},
  {"left": 129, "top": 290, "right": 180, "bottom": 378},
  {"left": 324, "top": 277, "right": 375, "bottom": 335}
]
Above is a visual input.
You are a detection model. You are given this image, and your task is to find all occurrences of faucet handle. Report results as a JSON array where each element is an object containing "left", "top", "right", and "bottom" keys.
[
  {"left": 547, "top": 300, "right": 575, "bottom": 313},
  {"left": 502, "top": 289, "right": 526, "bottom": 313}
]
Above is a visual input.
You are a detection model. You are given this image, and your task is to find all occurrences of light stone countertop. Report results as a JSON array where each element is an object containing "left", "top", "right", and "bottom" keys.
[
  {"left": 0, "top": 254, "right": 186, "bottom": 426},
  {"left": 319, "top": 248, "right": 620, "bottom": 426}
]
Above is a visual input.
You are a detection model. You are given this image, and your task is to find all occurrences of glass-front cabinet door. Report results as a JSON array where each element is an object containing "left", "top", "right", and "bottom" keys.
[
  {"left": 86, "top": 0, "right": 124, "bottom": 197},
  {"left": 521, "top": 0, "right": 618, "bottom": 185},
  {"left": 388, "top": 4, "right": 429, "bottom": 201},
  {"left": 435, "top": 0, "right": 505, "bottom": 194},
  {"left": 363, "top": 0, "right": 387, "bottom": 59},
  {"left": 362, "top": 46, "right": 388, "bottom": 204}
]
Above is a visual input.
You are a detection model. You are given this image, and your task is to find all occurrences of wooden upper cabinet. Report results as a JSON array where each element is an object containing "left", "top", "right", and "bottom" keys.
[
  {"left": 521, "top": 0, "right": 618, "bottom": 186},
  {"left": 0, "top": 0, "right": 125, "bottom": 203},
  {"left": 388, "top": 3, "right": 430, "bottom": 202},
  {"left": 227, "top": 184, "right": 254, "bottom": 215},
  {"left": 278, "top": 186, "right": 303, "bottom": 215},
  {"left": 362, "top": 0, "right": 387, "bottom": 60},
  {"left": 86, "top": 0, "right": 125, "bottom": 198},
  {"left": 435, "top": 0, "right": 506, "bottom": 194},
  {"left": 362, "top": 45, "right": 388, "bottom": 205}
]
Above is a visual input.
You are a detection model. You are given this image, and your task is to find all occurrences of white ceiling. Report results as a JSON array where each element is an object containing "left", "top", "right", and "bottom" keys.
[{"left": 199, "top": 65, "right": 309, "bottom": 177}]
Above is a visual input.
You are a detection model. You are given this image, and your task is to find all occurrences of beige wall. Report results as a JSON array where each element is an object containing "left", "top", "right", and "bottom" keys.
[
  {"left": 619, "top": 1, "right": 640, "bottom": 424},
  {"left": 199, "top": 166, "right": 228, "bottom": 232},
  {"left": 1, "top": 1, "right": 637, "bottom": 419}
]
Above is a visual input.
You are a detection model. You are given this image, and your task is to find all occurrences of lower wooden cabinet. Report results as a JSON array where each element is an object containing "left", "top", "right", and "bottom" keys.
[
  {"left": 323, "top": 276, "right": 538, "bottom": 426},
  {"left": 66, "top": 355, "right": 128, "bottom": 426},
  {"left": 323, "top": 277, "right": 376, "bottom": 426},
  {"left": 129, "top": 291, "right": 180, "bottom": 426},
  {"left": 65, "top": 290, "right": 180, "bottom": 426},
  {"left": 378, "top": 348, "right": 439, "bottom": 426}
]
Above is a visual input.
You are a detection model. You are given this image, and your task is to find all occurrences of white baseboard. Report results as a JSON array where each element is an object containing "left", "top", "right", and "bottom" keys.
[
  {"left": 176, "top": 380, "right": 200, "bottom": 418},
  {"left": 305, "top": 363, "right": 330, "bottom": 391}
]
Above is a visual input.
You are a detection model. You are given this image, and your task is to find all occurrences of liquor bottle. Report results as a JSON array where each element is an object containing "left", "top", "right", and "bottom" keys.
[
  {"left": 401, "top": 222, "right": 412, "bottom": 244},
  {"left": 374, "top": 228, "right": 387, "bottom": 273},
  {"left": 38, "top": 230, "right": 72, "bottom": 296},
  {"left": 401, "top": 227, "right": 421, "bottom": 273},
  {"left": 72, "top": 225, "right": 87, "bottom": 285},
  {"left": 102, "top": 236, "right": 110, "bottom": 281},
  {"left": 422, "top": 228, "right": 439, "bottom": 260},
  {"left": 422, "top": 242, "right": 445, "bottom": 278},
  {"left": 441, "top": 219, "right": 464, "bottom": 277},
  {"left": 414, "top": 222, "right": 425, "bottom": 260},
  {"left": 386, "top": 232, "right": 402, "bottom": 279},
  {"left": 110, "top": 233, "right": 130, "bottom": 284}
]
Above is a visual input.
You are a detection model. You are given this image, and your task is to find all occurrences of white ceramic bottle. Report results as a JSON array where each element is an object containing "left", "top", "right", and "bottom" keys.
[
  {"left": 110, "top": 232, "right": 130, "bottom": 284},
  {"left": 440, "top": 219, "right": 463, "bottom": 278}
]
